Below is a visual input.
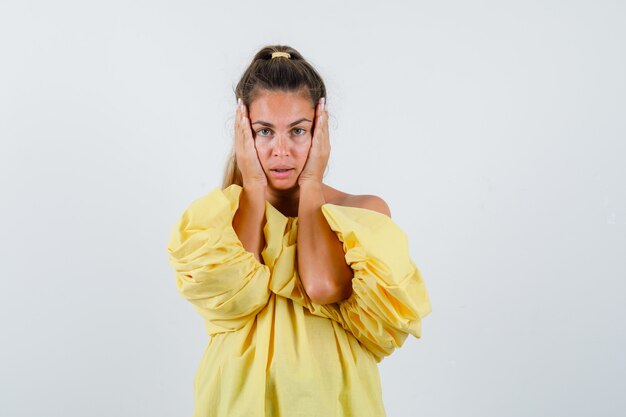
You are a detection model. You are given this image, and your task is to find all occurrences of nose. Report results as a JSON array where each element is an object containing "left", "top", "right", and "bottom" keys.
[{"left": 272, "top": 134, "right": 289, "bottom": 156}]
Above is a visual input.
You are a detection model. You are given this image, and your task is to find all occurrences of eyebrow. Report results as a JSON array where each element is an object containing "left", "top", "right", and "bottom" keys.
[{"left": 251, "top": 118, "right": 312, "bottom": 127}]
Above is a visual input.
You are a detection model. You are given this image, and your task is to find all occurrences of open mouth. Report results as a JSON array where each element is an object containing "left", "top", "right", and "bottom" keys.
[{"left": 270, "top": 168, "right": 294, "bottom": 178}]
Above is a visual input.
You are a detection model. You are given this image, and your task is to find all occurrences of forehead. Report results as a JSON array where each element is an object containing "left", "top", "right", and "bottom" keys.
[{"left": 249, "top": 90, "right": 314, "bottom": 124}]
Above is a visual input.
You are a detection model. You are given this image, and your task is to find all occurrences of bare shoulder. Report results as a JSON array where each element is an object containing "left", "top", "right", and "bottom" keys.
[
  {"left": 344, "top": 194, "right": 392, "bottom": 217},
  {"left": 323, "top": 185, "right": 391, "bottom": 217}
]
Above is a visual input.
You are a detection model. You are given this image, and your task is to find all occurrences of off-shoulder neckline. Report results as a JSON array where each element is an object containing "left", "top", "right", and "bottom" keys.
[
  {"left": 265, "top": 199, "right": 391, "bottom": 221},
  {"left": 265, "top": 200, "right": 298, "bottom": 220},
  {"left": 226, "top": 184, "right": 391, "bottom": 221}
]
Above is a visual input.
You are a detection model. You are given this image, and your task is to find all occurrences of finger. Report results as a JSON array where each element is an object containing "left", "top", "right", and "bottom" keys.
[
  {"left": 318, "top": 97, "right": 326, "bottom": 117},
  {"left": 312, "top": 98, "right": 324, "bottom": 139},
  {"left": 318, "top": 99, "right": 330, "bottom": 149},
  {"left": 236, "top": 103, "right": 250, "bottom": 141},
  {"left": 235, "top": 113, "right": 242, "bottom": 147},
  {"left": 235, "top": 99, "right": 246, "bottom": 155},
  {"left": 321, "top": 98, "right": 328, "bottom": 125},
  {"left": 240, "top": 99, "right": 252, "bottom": 137},
  {"left": 241, "top": 108, "right": 254, "bottom": 143},
  {"left": 240, "top": 108, "right": 257, "bottom": 160},
  {"left": 234, "top": 99, "right": 241, "bottom": 135},
  {"left": 237, "top": 100, "right": 248, "bottom": 132},
  {"left": 316, "top": 104, "right": 329, "bottom": 139},
  {"left": 236, "top": 99, "right": 247, "bottom": 132}
]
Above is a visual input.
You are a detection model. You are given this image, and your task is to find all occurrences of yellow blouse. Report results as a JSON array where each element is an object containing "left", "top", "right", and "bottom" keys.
[{"left": 167, "top": 184, "right": 431, "bottom": 417}]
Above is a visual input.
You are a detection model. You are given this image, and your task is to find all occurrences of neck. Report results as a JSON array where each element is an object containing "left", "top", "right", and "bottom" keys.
[{"left": 264, "top": 185, "right": 303, "bottom": 218}]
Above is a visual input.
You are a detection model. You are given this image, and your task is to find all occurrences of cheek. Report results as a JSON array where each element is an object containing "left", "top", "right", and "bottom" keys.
[
  {"left": 255, "top": 136, "right": 275, "bottom": 151},
  {"left": 295, "top": 140, "right": 312, "bottom": 165},
  {"left": 253, "top": 141, "right": 272, "bottom": 165},
  {"left": 295, "top": 135, "right": 311, "bottom": 148}
]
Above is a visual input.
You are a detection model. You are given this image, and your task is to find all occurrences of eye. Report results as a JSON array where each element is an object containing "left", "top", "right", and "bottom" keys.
[
  {"left": 257, "top": 128, "right": 272, "bottom": 136},
  {"left": 293, "top": 128, "right": 306, "bottom": 135}
]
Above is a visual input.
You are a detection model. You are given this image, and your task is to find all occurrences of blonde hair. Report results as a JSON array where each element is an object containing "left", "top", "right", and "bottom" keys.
[
  {"left": 222, "top": 44, "right": 327, "bottom": 188},
  {"left": 221, "top": 148, "right": 243, "bottom": 189}
]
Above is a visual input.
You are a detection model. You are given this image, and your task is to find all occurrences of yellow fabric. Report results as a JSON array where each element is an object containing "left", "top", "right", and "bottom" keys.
[{"left": 167, "top": 184, "right": 431, "bottom": 417}]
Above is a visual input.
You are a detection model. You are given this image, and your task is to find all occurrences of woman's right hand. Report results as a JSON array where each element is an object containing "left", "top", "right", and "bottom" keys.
[
  {"left": 233, "top": 98, "right": 267, "bottom": 263},
  {"left": 235, "top": 98, "right": 267, "bottom": 188}
]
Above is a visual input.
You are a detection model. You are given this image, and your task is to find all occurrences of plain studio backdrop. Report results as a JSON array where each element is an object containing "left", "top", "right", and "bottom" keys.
[{"left": 1, "top": 1, "right": 624, "bottom": 416}]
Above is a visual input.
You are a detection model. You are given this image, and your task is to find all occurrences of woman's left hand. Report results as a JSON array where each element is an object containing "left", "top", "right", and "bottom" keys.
[{"left": 298, "top": 97, "right": 329, "bottom": 186}]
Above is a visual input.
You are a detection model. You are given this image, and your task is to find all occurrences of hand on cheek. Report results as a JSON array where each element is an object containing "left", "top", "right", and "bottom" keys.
[
  {"left": 298, "top": 97, "right": 329, "bottom": 186},
  {"left": 235, "top": 98, "right": 268, "bottom": 188}
]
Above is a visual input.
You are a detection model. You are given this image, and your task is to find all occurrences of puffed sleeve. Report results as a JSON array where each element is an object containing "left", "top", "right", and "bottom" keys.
[
  {"left": 166, "top": 184, "right": 271, "bottom": 336},
  {"left": 319, "top": 204, "right": 432, "bottom": 362}
]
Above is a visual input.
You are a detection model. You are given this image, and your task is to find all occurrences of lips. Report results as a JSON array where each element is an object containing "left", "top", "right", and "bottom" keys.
[{"left": 269, "top": 167, "right": 294, "bottom": 179}]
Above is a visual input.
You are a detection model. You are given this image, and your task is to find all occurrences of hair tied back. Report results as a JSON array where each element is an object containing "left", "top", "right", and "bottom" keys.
[{"left": 271, "top": 51, "right": 291, "bottom": 59}]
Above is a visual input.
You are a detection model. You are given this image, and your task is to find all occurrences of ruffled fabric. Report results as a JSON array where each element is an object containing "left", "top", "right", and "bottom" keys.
[
  {"left": 312, "top": 204, "right": 432, "bottom": 362},
  {"left": 166, "top": 184, "right": 431, "bottom": 416},
  {"left": 167, "top": 185, "right": 271, "bottom": 336},
  {"left": 168, "top": 184, "right": 431, "bottom": 360}
]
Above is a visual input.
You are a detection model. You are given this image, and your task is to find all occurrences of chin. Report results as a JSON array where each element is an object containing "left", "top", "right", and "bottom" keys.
[{"left": 268, "top": 180, "right": 299, "bottom": 191}]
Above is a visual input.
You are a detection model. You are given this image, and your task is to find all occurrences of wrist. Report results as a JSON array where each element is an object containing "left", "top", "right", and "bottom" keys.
[
  {"left": 298, "top": 181, "right": 325, "bottom": 211},
  {"left": 241, "top": 183, "right": 266, "bottom": 203},
  {"left": 242, "top": 181, "right": 267, "bottom": 194},
  {"left": 298, "top": 179, "right": 324, "bottom": 191}
]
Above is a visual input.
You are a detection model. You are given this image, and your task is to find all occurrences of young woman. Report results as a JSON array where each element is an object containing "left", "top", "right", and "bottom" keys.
[{"left": 167, "top": 45, "right": 431, "bottom": 417}]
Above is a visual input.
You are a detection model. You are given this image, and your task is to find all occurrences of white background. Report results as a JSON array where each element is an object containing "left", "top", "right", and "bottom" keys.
[{"left": 1, "top": 1, "right": 624, "bottom": 416}]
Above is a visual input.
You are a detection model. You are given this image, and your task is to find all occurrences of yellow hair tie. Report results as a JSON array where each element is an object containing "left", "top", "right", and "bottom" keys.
[{"left": 271, "top": 51, "right": 291, "bottom": 59}]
